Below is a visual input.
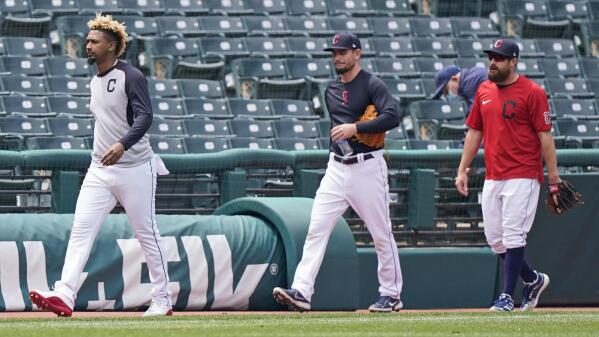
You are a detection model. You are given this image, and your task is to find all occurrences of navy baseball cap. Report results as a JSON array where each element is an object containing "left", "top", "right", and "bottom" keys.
[
  {"left": 431, "top": 65, "right": 461, "bottom": 99},
  {"left": 484, "top": 39, "right": 519, "bottom": 59},
  {"left": 324, "top": 32, "right": 361, "bottom": 51}
]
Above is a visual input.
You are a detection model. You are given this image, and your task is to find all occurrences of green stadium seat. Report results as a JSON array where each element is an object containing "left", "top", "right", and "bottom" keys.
[
  {"left": 370, "top": 37, "right": 419, "bottom": 57},
  {"left": 47, "top": 117, "right": 94, "bottom": 137},
  {"left": 386, "top": 125, "right": 406, "bottom": 139},
  {"left": 230, "top": 119, "right": 275, "bottom": 138},
  {"left": 386, "top": 139, "right": 409, "bottom": 150},
  {"left": 231, "top": 58, "right": 306, "bottom": 99},
  {"left": 143, "top": 37, "right": 201, "bottom": 79},
  {"left": 1, "top": 76, "right": 47, "bottom": 95},
  {"left": 0, "top": 117, "right": 50, "bottom": 135},
  {"left": 412, "top": 37, "right": 457, "bottom": 57},
  {"left": 409, "top": 17, "right": 453, "bottom": 37},
  {"left": 285, "top": 58, "right": 333, "bottom": 80},
  {"left": 0, "top": 15, "right": 51, "bottom": 38},
  {"left": 547, "top": 0, "right": 589, "bottom": 21},
  {"left": 317, "top": 119, "right": 330, "bottom": 137},
  {"left": 454, "top": 38, "right": 494, "bottom": 58},
  {"left": 147, "top": 78, "right": 181, "bottom": 98},
  {"left": 450, "top": 17, "right": 500, "bottom": 38},
  {"left": 0, "top": 0, "right": 30, "bottom": 16},
  {"left": 1, "top": 56, "right": 46, "bottom": 76},
  {"left": 539, "top": 58, "right": 580, "bottom": 78},
  {"left": 242, "top": 16, "right": 288, "bottom": 37},
  {"left": 156, "top": 17, "right": 201, "bottom": 37},
  {"left": 285, "top": 37, "right": 329, "bottom": 58},
  {"left": 184, "top": 98, "right": 232, "bottom": 118},
  {"left": 581, "top": 57, "right": 599, "bottom": 78},
  {"left": 273, "top": 119, "right": 320, "bottom": 138},
  {"left": 54, "top": 15, "right": 93, "bottom": 58},
  {"left": 418, "top": 0, "right": 480, "bottom": 17},
  {"left": 581, "top": 20, "right": 599, "bottom": 57},
  {"left": 326, "top": 17, "right": 372, "bottom": 37},
  {"left": 286, "top": 0, "right": 327, "bottom": 16},
  {"left": 199, "top": 37, "right": 249, "bottom": 63},
  {"left": 244, "top": 37, "right": 291, "bottom": 58},
  {"left": 178, "top": 79, "right": 224, "bottom": 98},
  {"left": 172, "top": 60, "right": 225, "bottom": 81},
  {"left": 47, "top": 96, "right": 91, "bottom": 117},
  {"left": 151, "top": 98, "right": 188, "bottom": 119},
  {"left": 230, "top": 137, "right": 274, "bottom": 149},
  {"left": 515, "top": 58, "right": 544, "bottom": 78},
  {"left": 148, "top": 119, "right": 185, "bottom": 136},
  {"left": 372, "top": 57, "right": 418, "bottom": 78},
  {"left": 184, "top": 136, "right": 230, "bottom": 153},
  {"left": 521, "top": 18, "right": 572, "bottom": 39},
  {"left": 228, "top": 98, "right": 274, "bottom": 118},
  {"left": 535, "top": 38, "right": 577, "bottom": 58},
  {"left": 383, "top": 78, "right": 425, "bottom": 101},
  {"left": 119, "top": 0, "right": 166, "bottom": 16},
  {"left": 326, "top": 0, "right": 374, "bottom": 16},
  {"left": 45, "top": 57, "right": 91, "bottom": 77},
  {"left": 369, "top": 0, "right": 413, "bottom": 16},
  {"left": 514, "top": 38, "right": 544, "bottom": 57},
  {"left": 455, "top": 57, "right": 488, "bottom": 69},
  {"left": 30, "top": 0, "right": 77, "bottom": 15},
  {"left": 546, "top": 78, "right": 593, "bottom": 98},
  {"left": 163, "top": 0, "right": 209, "bottom": 15},
  {"left": 197, "top": 16, "right": 248, "bottom": 36},
  {"left": 270, "top": 99, "right": 315, "bottom": 118},
  {"left": 369, "top": 17, "right": 412, "bottom": 37},
  {"left": 78, "top": 0, "right": 123, "bottom": 15},
  {"left": 113, "top": 16, "right": 159, "bottom": 38},
  {"left": 183, "top": 119, "right": 232, "bottom": 137},
  {"left": 27, "top": 136, "right": 89, "bottom": 150},
  {"left": 551, "top": 98, "right": 598, "bottom": 119},
  {"left": 2, "top": 96, "right": 51, "bottom": 117},
  {"left": 497, "top": 0, "right": 549, "bottom": 36},
  {"left": 588, "top": 78, "right": 599, "bottom": 96},
  {"left": 3, "top": 37, "right": 50, "bottom": 56},
  {"left": 556, "top": 119, "right": 599, "bottom": 147},
  {"left": 274, "top": 137, "right": 321, "bottom": 150},
  {"left": 246, "top": 0, "right": 287, "bottom": 14},
  {"left": 150, "top": 136, "right": 186, "bottom": 154},
  {"left": 47, "top": 77, "right": 90, "bottom": 96},
  {"left": 206, "top": 0, "right": 254, "bottom": 15},
  {"left": 283, "top": 16, "right": 331, "bottom": 36},
  {"left": 409, "top": 100, "right": 467, "bottom": 140}
]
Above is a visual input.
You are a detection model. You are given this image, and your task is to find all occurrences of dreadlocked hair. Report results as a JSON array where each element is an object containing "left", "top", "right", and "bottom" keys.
[{"left": 87, "top": 13, "right": 128, "bottom": 57}]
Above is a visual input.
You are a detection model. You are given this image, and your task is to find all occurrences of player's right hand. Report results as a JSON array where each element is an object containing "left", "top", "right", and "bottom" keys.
[{"left": 455, "top": 168, "right": 470, "bottom": 197}]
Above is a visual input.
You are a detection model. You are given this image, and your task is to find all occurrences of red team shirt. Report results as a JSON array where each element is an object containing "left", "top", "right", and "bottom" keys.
[{"left": 466, "top": 76, "right": 552, "bottom": 182}]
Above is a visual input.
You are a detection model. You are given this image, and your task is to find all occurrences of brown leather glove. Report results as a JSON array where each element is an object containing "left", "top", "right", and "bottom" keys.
[{"left": 354, "top": 105, "right": 385, "bottom": 148}]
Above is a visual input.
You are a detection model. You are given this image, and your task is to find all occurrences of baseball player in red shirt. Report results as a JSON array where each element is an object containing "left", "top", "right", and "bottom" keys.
[{"left": 455, "top": 39, "right": 559, "bottom": 312}]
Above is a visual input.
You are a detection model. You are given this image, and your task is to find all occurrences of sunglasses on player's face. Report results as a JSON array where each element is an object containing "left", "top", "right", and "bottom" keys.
[{"left": 487, "top": 54, "right": 511, "bottom": 62}]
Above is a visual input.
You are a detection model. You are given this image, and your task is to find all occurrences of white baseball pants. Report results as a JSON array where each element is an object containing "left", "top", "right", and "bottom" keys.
[
  {"left": 481, "top": 178, "right": 540, "bottom": 254},
  {"left": 54, "top": 156, "right": 172, "bottom": 307},
  {"left": 292, "top": 150, "right": 403, "bottom": 302}
]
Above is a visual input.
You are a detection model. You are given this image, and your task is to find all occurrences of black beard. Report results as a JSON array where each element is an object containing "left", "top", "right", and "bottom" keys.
[
  {"left": 335, "top": 62, "right": 354, "bottom": 75},
  {"left": 488, "top": 67, "right": 510, "bottom": 83},
  {"left": 87, "top": 57, "right": 96, "bottom": 65}
]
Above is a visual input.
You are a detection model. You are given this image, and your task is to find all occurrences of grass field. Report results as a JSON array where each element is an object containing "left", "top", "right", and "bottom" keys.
[{"left": 0, "top": 311, "right": 598, "bottom": 337}]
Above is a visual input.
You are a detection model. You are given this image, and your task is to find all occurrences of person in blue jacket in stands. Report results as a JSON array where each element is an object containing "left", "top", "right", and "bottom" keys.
[{"left": 431, "top": 65, "right": 487, "bottom": 114}]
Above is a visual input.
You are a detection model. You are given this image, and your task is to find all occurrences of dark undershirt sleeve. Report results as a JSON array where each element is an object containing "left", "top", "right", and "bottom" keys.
[
  {"left": 119, "top": 68, "right": 153, "bottom": 150},
  {"left": 355, "top": 76, "right": 399, "bottom": 134}
]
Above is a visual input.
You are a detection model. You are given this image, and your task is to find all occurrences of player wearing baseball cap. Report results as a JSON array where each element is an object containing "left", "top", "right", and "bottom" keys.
[
  {"left": 456, "top": 39, "right": 557, "bottom": 311},
  {"left": 273, "top": 32, "right": 404, "bottom": 312}
]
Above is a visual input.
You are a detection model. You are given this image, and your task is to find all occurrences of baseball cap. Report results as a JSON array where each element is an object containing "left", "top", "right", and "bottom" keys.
[
  {"left": 484, "top": 39, "right": 519, "bottom": 59},
  {"left": 323, "top": 32, "right": 361, "bottom": 51},
  {"left": 431, "top": 65, "right": 461, "bottom": 99}
]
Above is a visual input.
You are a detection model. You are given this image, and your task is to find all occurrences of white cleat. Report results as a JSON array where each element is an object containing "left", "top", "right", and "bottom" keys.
[{"left": 143, "top": 302, "right": 173, "bottom": 317}]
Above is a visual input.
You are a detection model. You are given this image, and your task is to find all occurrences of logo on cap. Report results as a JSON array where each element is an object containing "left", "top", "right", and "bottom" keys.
[
  {"left": 494, "top": 40, "right": 504, "bottom": 48},
  {"left": 333, "top": 35, "right": 340, "bottom": 45}
]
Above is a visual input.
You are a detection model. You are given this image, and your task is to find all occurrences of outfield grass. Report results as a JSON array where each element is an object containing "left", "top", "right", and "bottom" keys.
[{"left": 0, "top": 312, "right": 597, "bottom": 337}]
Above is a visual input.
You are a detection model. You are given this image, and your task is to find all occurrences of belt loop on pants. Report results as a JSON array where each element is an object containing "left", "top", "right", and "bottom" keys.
[{"left": 333, "top": 153, "right": 374, "bottom": 165}]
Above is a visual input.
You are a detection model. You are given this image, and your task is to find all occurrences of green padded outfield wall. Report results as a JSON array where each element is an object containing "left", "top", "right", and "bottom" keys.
[{"left": 0, "top": 213, "right": 286, "bottom": 311}]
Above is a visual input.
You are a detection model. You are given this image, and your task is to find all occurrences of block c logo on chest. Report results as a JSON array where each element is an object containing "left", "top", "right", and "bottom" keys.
[{"left": 107, "top": 79, "right": 117, "bottom": 92}]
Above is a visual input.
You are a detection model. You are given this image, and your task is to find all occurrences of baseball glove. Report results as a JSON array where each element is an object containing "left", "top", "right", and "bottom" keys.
[
  {"left": 545, "top": 180, "right": 583, "bottom": 215},
  {"left": 354, "top": 104, "right": 385, "bottom": 148}
]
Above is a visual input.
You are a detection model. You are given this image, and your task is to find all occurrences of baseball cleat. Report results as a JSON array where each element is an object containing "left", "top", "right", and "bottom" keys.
[
  {"left": 29, "top": 290, "right": 73, "bottom": 317},
  {"left": 143, "top": 302, "right": 173, "bottom": 317},
  {"left": 272, "top": 287, "right": 311, "bottom": 311},
  {"left": 490, "top": 293, "right": 514, "bottom": 312},
  {"left": 368, "top": 296, "right": 403, "bottom": 312},
  {"left": 521, "top": 272, "right": 550, "bottom": 311}
]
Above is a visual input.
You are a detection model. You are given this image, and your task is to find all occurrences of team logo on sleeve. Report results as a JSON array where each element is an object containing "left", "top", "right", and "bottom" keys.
[{"left": 544, "top": 111, "right": 551, "bottom": 125}]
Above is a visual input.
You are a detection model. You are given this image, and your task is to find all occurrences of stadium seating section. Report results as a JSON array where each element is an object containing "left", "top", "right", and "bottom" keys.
[{"left": 1, "top": 0, "right": 598, "bottom": 153}]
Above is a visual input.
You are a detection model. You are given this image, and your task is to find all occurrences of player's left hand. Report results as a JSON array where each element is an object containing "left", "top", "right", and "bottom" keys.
[
  {"left": 331, "top": 123, "right": 357, "bottom": 142},
  {"left": 101, "top": 142, "right": 125, "bottom": 166}
]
